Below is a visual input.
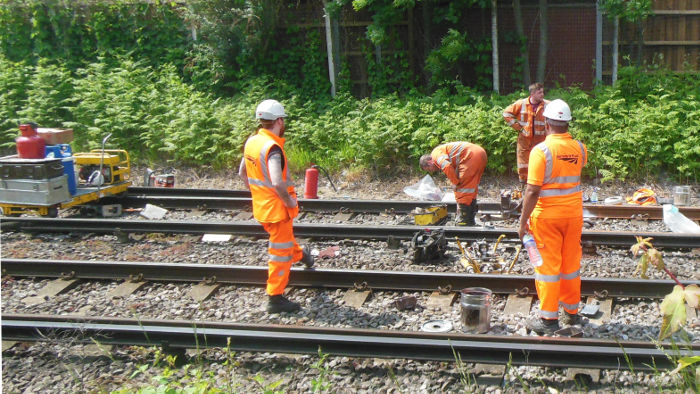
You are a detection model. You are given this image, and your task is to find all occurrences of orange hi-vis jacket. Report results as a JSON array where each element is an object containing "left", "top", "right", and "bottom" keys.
[
  {"left": 503, "top": 98, "right": 550, "bottom": 180},
  {"left": 431, "top": 142, "right": 488, "bottom": 205},
  {"left": 527, "top": 132, "right": 587, "bottom": 319},
  {"left": 243, "top": 128, "right": 298, "bottom": 223},
  {"left": 527, "top": 133, "right": 587, "bottom": 219}
]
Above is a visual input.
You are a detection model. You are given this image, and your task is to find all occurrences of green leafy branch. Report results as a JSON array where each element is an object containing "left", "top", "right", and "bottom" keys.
[{"left": 631, "top": 236, "right": 700, "bottom": 340}]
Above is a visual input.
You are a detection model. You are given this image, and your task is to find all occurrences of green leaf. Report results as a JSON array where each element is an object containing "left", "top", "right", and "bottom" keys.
[
  {"left": 684, "top": 284, "right": 700, "bottom": 308},
  {"left": 659, "top": 285, "right": 687, "bottom": 340}
]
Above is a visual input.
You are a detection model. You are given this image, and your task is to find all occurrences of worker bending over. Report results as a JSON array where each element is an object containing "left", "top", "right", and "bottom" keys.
[
  {"left": 517, "top": 99, "right": 587, "bottom": 335},
  {"left": 239, "top": 99, "right": 314, "bottom": 314},
  {"left": 503, "top": 82, "right": 549, "bottom": 184},
  {"left": 420, "top": 142, "right": 487, "bottom": 226}
]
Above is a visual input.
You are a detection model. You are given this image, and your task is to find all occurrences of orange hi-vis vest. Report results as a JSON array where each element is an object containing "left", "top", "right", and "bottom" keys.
[
  {"left": 431, "top": 142, "right": 481, "bottom": 192},
  {"left": 503, "top": 97, "right": 549, "bottom": 139},
  {"left": 527, "top": 133, "right": 587, "bottom": 219},
  {"left": 243, "top": 128, "right": 296, "bottom": 223}
]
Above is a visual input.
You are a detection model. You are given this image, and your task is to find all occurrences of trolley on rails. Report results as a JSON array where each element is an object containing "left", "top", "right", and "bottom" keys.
[{"left": 0, "top": 132, "right": 132, "bottom": 217}]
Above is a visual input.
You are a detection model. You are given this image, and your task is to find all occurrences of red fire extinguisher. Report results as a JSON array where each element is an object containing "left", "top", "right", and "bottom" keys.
[{"left": 304, "top": 166, "right": 319, "bottom": 199}]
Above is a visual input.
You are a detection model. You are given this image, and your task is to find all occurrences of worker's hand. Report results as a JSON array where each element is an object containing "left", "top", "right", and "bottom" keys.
[{"left": 517, "top": 221, "right": 529, "bottom": 240}]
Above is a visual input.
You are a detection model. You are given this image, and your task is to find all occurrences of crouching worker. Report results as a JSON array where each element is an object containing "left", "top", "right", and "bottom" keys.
[
  {"left": 419, "top": 142, "right": 488, "bottom": 226},
  {"left": 239, "top": 99, "right": 314, "bottom": 313}
]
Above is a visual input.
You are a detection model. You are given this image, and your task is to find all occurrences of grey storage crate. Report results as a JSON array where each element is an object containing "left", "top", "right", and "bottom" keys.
[
  {"left": 0, "top": 175, "right": 71, "bottom": 206},
  {"left": 0, "top": 156, "right": 64, "bottom": 180}
]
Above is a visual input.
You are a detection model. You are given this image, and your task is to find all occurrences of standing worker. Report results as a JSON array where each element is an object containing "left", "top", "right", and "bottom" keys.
[
  {"left": 419, "top": 142, "right": 488, "bottom": 226},
  {"left": 239, "top": 99, "right": 314, "bottom": 314},
  {"left": 503, "top": 82, "right": 549, "bottom": 184},
  {"left": 517, "top": 99, "right": 587, "bottom": 335}
]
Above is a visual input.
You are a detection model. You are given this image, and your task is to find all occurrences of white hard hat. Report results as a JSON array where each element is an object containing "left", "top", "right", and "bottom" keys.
[
  {"left": 543, "top": 99, "right": 572, "bottom": 121},
  {"left": 255, "top": 99, "right": 287, "bottom": 120}
]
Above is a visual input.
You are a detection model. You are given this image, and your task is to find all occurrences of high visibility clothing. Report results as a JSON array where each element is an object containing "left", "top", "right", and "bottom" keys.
[
  {"left": 527, "top": 132, "right": 587, "bottom": 319},
  {"left": 243, "top": 128, "right": 302, "bottom": 296},
  {"left": 431, "top": 142, "right": 487, "bottom": 205},
  {"left": 243, "top": 128, "right": 298, "bottom": 223},
  {"left": 261, "top": 218, "right": 304, "bottom": 296},
  {"left": 626, "top": 188, "right": 657, "bottom": 206},
  {"left": 503, "top": 98, "right": 550, "bottom": 181}
]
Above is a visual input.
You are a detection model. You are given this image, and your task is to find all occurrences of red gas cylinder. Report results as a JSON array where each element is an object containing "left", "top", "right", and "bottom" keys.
[
  {"left": 16, "top": 123, "right": 46, "bottom": 159},
  {"left": 304, "top": 166, "right": 319, "bottom": 199}
]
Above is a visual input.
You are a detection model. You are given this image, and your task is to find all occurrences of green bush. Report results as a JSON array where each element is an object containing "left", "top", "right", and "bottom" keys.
[{"left": 1, "top": 55, "right": 697, "bottom": 182}]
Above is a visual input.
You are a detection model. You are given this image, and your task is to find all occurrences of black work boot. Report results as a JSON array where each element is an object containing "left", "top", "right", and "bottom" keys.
[
  {"left": 526, "top": 316, "right": 560, "bottom": 335},
  {"left": 301, "top": 245, "right": 314, "bottom": 269},
  {"left": 456, "top": 200, "right": 477, "bottom": 226},
  {"left": 267, "top": 295, "right": 301, "bottom": 313},
  {"left": 561, "top": 312, "right": 582, "bottom": 326}
]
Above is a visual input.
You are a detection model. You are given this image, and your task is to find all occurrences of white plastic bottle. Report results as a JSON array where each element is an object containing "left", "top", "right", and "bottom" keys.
[
  {"left": 522, "top": 233, "right": 543, "bottom": 267},
  {"left": 663, "top": 204, "right": 700, "bottom": 234},
  {"left": 590, "top": 188, "right": 599, "bottom": 203}
]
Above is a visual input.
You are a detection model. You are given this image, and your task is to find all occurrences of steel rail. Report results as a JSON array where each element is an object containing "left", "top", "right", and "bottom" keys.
[
  {"left": 125, "top": 187, "right": 700, "bottom": 219},
  {"left": 3, "top": 258, "right": 698, "bottom": 298},
  {"left": 2, "top": 218, "right": 699, "bottom": 248},
  {"left": 3, "top": 314, "right": 697, "bottom": 371}
]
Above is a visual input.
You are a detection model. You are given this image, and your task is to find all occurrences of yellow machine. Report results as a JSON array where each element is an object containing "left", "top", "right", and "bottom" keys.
[
  {"left": 0, "top": 149, "right": 131, "bottom": 217},
  {"left": 412, "top": 204, "right": 448, "bottom": 225}
]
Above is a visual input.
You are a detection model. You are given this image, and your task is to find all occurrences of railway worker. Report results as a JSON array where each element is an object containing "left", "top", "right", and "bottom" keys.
[
  {"left": 503, "top": 82, "right": 549, "bottom": 184},
  {"left": 419, "top": 142, "right": 488, "bottom": 226},
  {"left": 517, "top": 99, "right": 587, "bottom": 335},
  {"left": 238, "top": 99, "right": 314, "bottom": 314}
]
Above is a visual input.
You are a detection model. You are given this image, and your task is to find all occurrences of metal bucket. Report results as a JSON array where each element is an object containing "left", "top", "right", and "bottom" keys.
[
  {"left": 673, "top": 186, "right": 691, "bottom": 206},
  {"left": 460, "top": 287, "right": 492, "bottom": 333}
]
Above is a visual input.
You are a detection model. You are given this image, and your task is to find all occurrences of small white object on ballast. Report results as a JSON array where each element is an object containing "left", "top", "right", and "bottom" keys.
[{"left": 140, "top": 203, "right": 168, "bottom": 220}]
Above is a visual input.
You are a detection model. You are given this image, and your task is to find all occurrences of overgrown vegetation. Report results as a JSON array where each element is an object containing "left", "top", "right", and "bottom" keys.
[
  {"left": 0, "top": 1, "right": 698, "bottom": 181},
  {"left": 1, "top": 53, "right": 698, "bottom": 181}
]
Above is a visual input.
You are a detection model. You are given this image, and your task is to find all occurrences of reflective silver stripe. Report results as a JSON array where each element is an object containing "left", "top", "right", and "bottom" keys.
[
  {"left": 505, "top": 118, "right": 516, "bottom": 126},
  {"left": 258, "top": 140, "right": 276, "bottom": 186},
  {"left": 517, "top": 163, "right": 529, "bottom": 168},
  {"left": 456, "top": 188, "right": 475, "bottom": 193},
  {"left": 561, "top": 270, "right": 580, "bottom": 280},
  {"left": 534, "top": 120, "right": 545, "bottom": 126},
  {"left": 577, "top": 140, "right": 586, "bottom": 166},
  {"left": 248, "top": 178, "right": 269, "bottom": 187},
  {"left": 550, "top": 175, "right": 580, "bottom": 183},
  {"left": 539, "top": 309, "right": 559, "bottom": 319},
  {"left": 559, "top": 301, "right": 579, "bottom": 310},
  {"left": 518, "top": 121, "right": 528, "bottom": 127},
  {"left": 535, "top": 273, "right": 560, "bottom": 282},
  {"left": 269, "top": 254, "right": 292, "bottom": 262},
  {"left": 534, "top": 131, "right": 546, "bottom": 135},
  {"left": 540, "top": 185, "right": 581, "bottom": 197},
  {"left": 269, "top": 241, "right": 293, "bottom": 249},
  {"left": 538, "top": 145, "right": 554, "bottom": 183}
]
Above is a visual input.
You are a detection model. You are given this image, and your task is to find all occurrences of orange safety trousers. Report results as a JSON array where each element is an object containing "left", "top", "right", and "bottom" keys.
[
  {"left": 261, "top": 218, "right": 304, "bottom": 296},
  {"left": 454, "top": 147, "right": 487, "bottom": 206},
  {"left": 530, "top": 215, "right": 583, "bottom": 319}
]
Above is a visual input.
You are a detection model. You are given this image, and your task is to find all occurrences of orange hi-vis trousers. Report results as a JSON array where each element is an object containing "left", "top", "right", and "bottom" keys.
[
  {"left": 530, "top": 215, "right": 583, "bottom": 319},
  {"left": 261, "top": 218, "right": 304, "bottom": 296}
]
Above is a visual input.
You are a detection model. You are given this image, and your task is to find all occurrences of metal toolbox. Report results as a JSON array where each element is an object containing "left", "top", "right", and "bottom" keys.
[
  {"left": 0, "top": 175, "right": 71, "bottom": 205},
  {"left": 0, "top": 156, "right": 64, "bottom": 180}
]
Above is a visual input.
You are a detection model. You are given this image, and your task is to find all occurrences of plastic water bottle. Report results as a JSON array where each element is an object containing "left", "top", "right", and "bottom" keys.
[
  {"left": 663, "top": 204, "right": 700, "bottom": 234},
  {"left": 590, "top": 188, "right": 599, "bottom": 203},
  {"left": 522, "top": 233, "right": 543, "bottom": 267}
]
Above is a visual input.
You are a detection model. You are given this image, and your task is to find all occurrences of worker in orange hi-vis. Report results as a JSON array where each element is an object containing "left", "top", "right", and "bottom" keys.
[
  {"left": 517, "top": 99, "right": 588, "bottom": 335},
  {"left": 419, "top": 142, "right": 488, "bottom": 226},
  {"left": 503, "top": 82, "right": 549, "bottom": 184},
  {"left": 238, "top": 99, "right": 314, "bottom": 314}
]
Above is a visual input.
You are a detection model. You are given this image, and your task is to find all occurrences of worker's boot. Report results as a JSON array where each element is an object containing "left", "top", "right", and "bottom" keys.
[
  {"left": 561, "top": 312, "right": 582, "bottom": 326},
  {"left": 301, "top": 245, "right": 315, "bottom": 269},
  {"left": 267, "top": 295, "right": 301, "bottom": 313},
  {"left": 526, "top": 316, "right": 560, "bottom": 335},
  {"left": 456, "top": 200, "right": 477, "bottom": 226}
]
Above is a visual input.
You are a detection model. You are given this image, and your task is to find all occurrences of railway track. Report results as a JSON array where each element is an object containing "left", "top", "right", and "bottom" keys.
[
  {"left": 3, "top": 258, "right": 697, "bottom": 299},
  {"left": 120, "top": 187, "right": 700, "bottom": 220},
  {"left": 2, "top": 217, "right": 699, "bottom": 248},
  {"left": 4, "top": 313, "right": 697, "bottom": 371}
]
